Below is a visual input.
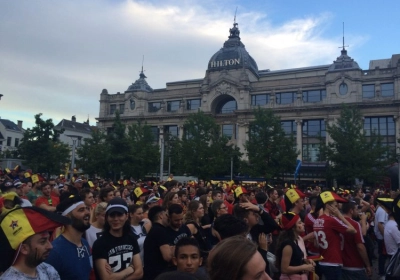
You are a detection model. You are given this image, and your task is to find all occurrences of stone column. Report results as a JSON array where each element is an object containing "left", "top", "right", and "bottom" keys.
[
  {"left": 237, "top": 121, "right": 249, "bottom": 160},
  {"left": 296, "top": 120, "right": 303, "bottom": 160},
  {"left": 395, "top": 116, "right": 400, "bottom": 153},
  {"left": 178, "top": 125, "right": 184, "bottom": 140}
]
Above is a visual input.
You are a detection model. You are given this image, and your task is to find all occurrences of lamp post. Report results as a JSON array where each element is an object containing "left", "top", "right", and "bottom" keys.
[
  {"left": 0, "top": 94, "right": 3, "bottom": 100},
  {"left": 67, "top": 135, "right": 82, "bottom": 180},
  {"left": 230, "top": 156, "right": 233, "bottom": 181},
  {"left": 159, "top": 131, "right": 164, "bottom": 182}
]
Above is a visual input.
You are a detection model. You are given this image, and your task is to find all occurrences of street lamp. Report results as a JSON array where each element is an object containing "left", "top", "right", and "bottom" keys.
[
  {"left": 0, "top": 94, "right": 3, "bottom": 100},
  {"left": 66, "top": 135, "right": 82, "bottom": 180},
  {"left": 159, "top": 130, "right": 164, "bottom": 182}
]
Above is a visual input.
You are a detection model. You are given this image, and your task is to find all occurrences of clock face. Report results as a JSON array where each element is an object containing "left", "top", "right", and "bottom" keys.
[
  {"left": 339, "top": 83, "right": 348, "bottom": 95},
  {"left": 130, "top": 99, "right": 135, "bottom": 110}
]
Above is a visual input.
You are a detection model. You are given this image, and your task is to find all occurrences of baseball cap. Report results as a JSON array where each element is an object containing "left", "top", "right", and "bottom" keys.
[
  {"left": 0, "top": 181, "right": 14, "bottom": 193},
  {"left": 13, "top": 179, "right": 22, "bottom": 188},
  {"left": 106, "top": 197, "right": 128, "bottom": 215},
  {"left": 146, "top": 195, "right": 161, "bottom": 205}
]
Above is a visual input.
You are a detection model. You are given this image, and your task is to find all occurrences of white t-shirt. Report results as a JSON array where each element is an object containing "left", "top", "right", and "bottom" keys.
[
  {"left": 384, "top": 219, "right": 400, "bottom": 255},
  {"left": 86, "top": 225, "right": 103, "bottom": 248},
  {"left": 131, "top": 225, "right": 146, "bottom": 262},
  {"left": 0, "top": 263, "right": 60, "bottom": 280},
  {"left": 374, "top": 206, "right": 388, "bottom": 240}
]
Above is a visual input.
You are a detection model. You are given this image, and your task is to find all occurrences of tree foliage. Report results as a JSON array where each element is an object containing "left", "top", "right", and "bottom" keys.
[
  {"left": 245, "top": 107, "right": 298, "bottom": 179},
  {"left": 176, "top": 111, "right": 241, "bottom": 180},
  {"left": 322, "top": 105, "right": 392, "bottom": 185},
  {"left": 18, "top": 113, "right": 70, "bottom": 175}
]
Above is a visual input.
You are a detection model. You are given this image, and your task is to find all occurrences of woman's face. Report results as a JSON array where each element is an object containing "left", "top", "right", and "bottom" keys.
[
  {"left": 96, "top": 211, "right": 106, "bottom": 227},
  {"left": 249, "top": 192, "right": 255, "bottom": 201},
  {"left": 172, "top": 194, "right": 179, "bottom": 204},
  {"left": 107, "top": 212, "right": 128, "bottom": 231},
  {"left": 123, "top": 188, "right": 129, "bottom": 197},
  {"left": 132, "top": 208, "right": 144, "bottom": 223},
  {"left": 294, "top": 218, "right": 305, "bottom": 234},
  {"left": 242, "top": 251, "right": 271, "bottom": 280},
  {"left": 114, "top": 191, "right": 121, "bottom": 197},
  {"left": 206, "top": 196, "right": 212, "bottom": 206},
  {"left": 195, "top": 204, "right": 205, "bottom": 218}
]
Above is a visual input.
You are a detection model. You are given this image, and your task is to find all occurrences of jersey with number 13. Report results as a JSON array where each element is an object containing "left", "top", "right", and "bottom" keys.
[{"left": 313, "top": 214, "right": 349, "bottom": 265}]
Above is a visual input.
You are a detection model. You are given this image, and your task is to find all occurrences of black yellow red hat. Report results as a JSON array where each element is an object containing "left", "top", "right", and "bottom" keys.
[{"left": 281, "top": 212, "right": 300, "bottom": 230}]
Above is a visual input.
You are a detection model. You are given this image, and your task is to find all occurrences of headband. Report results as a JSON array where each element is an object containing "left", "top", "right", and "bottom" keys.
[
  {"left": 62, "top": 201, "right": 85, "bottom": 216},
  {"left": 105, "top": 204, "right": 128, "bottom": 213}
]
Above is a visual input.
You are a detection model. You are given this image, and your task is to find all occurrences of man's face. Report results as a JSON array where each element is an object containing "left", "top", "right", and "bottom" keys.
[
  {"left": 169, "top": 212, "right": 183, "bottom": 230},
  {"left": 180, "top": 194, "right": 187, "bottom": 203},
  {"left": 174, "top": 245, "right": 202, "bottom": 273},
  {"left": 213, "top": 193, "right": 222, "bottom": 201},
  {"left": 23, "top": 231, "right": 52, "bottom": 267},
  {"left": 294, "top": 198, "right": 305, "bottom": 211},
  {"left": 74, "top": 181, "right": 83, "bottom": 189},
  {"left": 69, "top": 204, "right": 91, "bottom": 232},
  {"left": 270, "top": 191, "right": 278, "bottom": 202},
  {"left": 226, "top": 193, "right": 234, "bottom": 202},
  {"left": 105, "top": 191, "right": 115, "bottom": 202},
  {"left": 42, "top": 185, "right": 51, "bottom": 197},
  {"left": 84, "top": 193, "right": 95, "bottom": 207}
]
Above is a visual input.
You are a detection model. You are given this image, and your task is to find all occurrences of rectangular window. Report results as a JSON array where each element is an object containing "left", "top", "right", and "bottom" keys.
[
  {"left": 302, "top": 119, "right": 326, "bottom": 162},
  {"left": 276, "top": 92, "right": 296, "bottom": 104},
  {"left": 381, "top": 83, "right": 394, "bottom": 97},
  {"left": 281, "top": 121, "right": 297, "bottom": 136},
  {"left": 362, "top": 84, "right": 375, "bottom": 99},
  {"left": 148, "top": 102, "right": 161, "bottom": 112},
  {"left": 150, "top": 126, "right": 159, "bottom": 142},
  {"left": 166, "top": 125, "right": 179, "bottom": 138},
  {"left": 7, "top": 137, "right": 11, "bottom": 146},
  {"left": 14, "top": 138, "right": 19, "bottom": 147},
  {"left": 251, "top": 94, "right": 269, "bottom": 106},
  {"left": 222, "top": 124, "right": 234, "bottom": 138},
  {"left": 302, "top": 89, "right": 326, "bottom": 103},
  {"left": 187, "top": 99, "right": 201, "bottom": 110},
  {"left": 110, "top": 104, "right": 116, "bottom": 115},
  {"left": 119, "top": 104, "right": 125, "bottom": 114},
  {"left": 167, "top": 101, "right": 180, "bottom": 112}
]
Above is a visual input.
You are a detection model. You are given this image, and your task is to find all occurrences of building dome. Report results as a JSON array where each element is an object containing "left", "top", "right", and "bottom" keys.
[
  {"left": 126, "top": 70, "right": 153, "bottom": 93},
  {"left": 208, "top": 22, "right": 259, "bottom": 77},
  {"left": 328, "top": 48, "right": 361, "bottom": 72}
]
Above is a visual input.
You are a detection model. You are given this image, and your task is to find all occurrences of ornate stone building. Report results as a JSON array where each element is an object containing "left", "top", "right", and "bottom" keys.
[{"left": 97, "top": 22, "right": 400, "bottom": 181}]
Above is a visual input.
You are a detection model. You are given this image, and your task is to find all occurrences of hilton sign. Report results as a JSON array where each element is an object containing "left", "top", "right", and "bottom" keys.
[{"left": 210, "top": 58, "right": 240, "bottom": 68}]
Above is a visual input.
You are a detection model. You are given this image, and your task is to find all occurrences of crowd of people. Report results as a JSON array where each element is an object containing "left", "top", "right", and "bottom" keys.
[{"left": 1, "top": 167, "right": 400, "bottom": 280}]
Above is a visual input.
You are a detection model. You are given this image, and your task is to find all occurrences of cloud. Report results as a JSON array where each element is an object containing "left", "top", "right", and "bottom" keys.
[{"left": 0, "top": 0, "right": 360, "bottom": 129}]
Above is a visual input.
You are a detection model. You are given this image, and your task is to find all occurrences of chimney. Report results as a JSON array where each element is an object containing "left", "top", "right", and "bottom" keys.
[
  {"left": 17, "top": 120, "right": 23, "bottom": 129},
  {"left": 72, "top": 116, "right": 76, "bottom": 122}
]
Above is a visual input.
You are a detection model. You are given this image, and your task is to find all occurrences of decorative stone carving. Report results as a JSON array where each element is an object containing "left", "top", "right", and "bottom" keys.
[{"left": 215, "top": 82, "right": 232, "bottom": 96}]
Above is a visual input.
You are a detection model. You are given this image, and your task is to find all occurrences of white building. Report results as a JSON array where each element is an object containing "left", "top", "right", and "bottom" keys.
[{"left": 0, "top": 119, "right": 24, "bottom": 169}]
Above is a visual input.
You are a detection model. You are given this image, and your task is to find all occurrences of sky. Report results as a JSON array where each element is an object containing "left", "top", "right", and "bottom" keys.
[{"left": 1, "top": 0, "right": 399, "bottom": 129}]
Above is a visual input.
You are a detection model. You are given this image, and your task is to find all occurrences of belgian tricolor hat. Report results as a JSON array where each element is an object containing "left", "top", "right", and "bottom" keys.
[
  {"left": 0, "top": 206, "right": 70, "bottom": 270},
  {"left": 284, "top": 188, "right": 306, "bottom": 210},
  {"left": 281, "top": 212, "right": 301, "bottom": 230},
  {"left": 315, "top": 191, "right": 348, "bottom": 212}
]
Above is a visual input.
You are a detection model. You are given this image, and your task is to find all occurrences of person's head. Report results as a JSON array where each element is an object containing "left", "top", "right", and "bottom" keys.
[
  {"left": 57, "top": 196, "right": 91, "bottom": 233},
  {"left": 213, "top": 214, "right": 248, "bottom": 240},
  {"left": 168, "top": 204, "right": 184, "bottom": 230},
  {"left": 178, "top": 190, "right": 188, "bottom": 203},
  {"left": 129, "top": 204, "right": 144, "bottom": 224},
  {"left": 39, "top": 183, "right": 51, "bottom": 197},
  {"left": 185, "top": 200, "right": 204, "bottom": 222},
  {"left": 284, "top": 189, "right": 306, "bottom": 213},
  {"left": 354, "top": 187, "right": 363, "bottom": 199},
  {"left": 91, "top": 202, "right": 107, "bottom": 226},
  {"left": 148, "top": 205, "right": 168, "bottom": 226},
  {"left": 195, "top": 187, "right": 207, "bottom": 198},
  {"left": 249, "top": 190, "right": 256, "bottom": 202},
  {"left": 114, "top": 190, "right": 121, "bottom": 198},
  {"left": 99, "top": 186, "right": 115, "bottom": 202},
  {"left": 162, "top": 191, "right": 179, "bottom": 209},
  {"left": 207, "top": 236, "right": 270, "bottom": 280},
  {"left": 173, "top": 237, "right": 202, "bottom": 274},
  {"left": 212, "top": 190, "right": 222, "bottom": 201},
  {"left": 199, "top": 194, "right": 210, "bottom": 214},
  {"left": 146, "top": 195, "right": 161, "bottom": 208},
  {"left": 267, "top": 188, "right": 278, "bottom": 202},
  {"left": 226, "top": 191, "right": 234, "bottom": 202},
  {"left": 74, "top": 178, "right": 83, "bottom": 190},
  {"left": 233, "top": 204, "right": 259, "bottom": 227},
  {"left": 20, "top": 231, "right": 53, "bottom": 267},
  {"left": 342, "top": 201, "right": 358, "bottom": 219},
  {"left": 255, "top": 192, "right": 268, "bottom": 205},
  {"left": 104, "top": 197, "right": 130, "bottom": 235},
  {"left": 79, "top": 188, "right": 95, "bottom": 207},
  {"left": 211, "top": 200, "right": 228, "bottom": 217}
]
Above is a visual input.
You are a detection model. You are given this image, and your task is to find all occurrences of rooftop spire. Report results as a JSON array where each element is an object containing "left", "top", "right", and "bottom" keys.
[
  {"left": 229, "top": 8, "right": 240, "bottom": 39},
  {"left": 140, "top": 55, "right": 146, "bottom": 79},
  {"left": 339, "top": 22, "right": 349, "bottom": 55}
]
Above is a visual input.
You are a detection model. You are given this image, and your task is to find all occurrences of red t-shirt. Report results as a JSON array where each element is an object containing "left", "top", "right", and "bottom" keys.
[
  {"left": 224, "top": 200, "right": 233, "bottom": 215},
  {"left": 313, "top": 214, "right": 348, "bottom": 265},
  {"left": 342, "top": 217, "right": 364, "bottom": 268},
  {"left": 35, "top": 195, "right": 60, "bottom": 207},
  {"left": 304, "top": 212, "right": 319, "bottom": 255}
]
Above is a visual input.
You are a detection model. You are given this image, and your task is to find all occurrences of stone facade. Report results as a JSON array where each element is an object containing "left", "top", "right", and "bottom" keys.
[{"left": 97, "top": 23, "right": 400, "bottom": 180}]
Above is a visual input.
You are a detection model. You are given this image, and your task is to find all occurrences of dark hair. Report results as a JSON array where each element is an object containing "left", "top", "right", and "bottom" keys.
[
  {"left": 79, "top": 188, "right": 91, "bottom": 201},
  {"left": 342, "top": 201, "right": 357, "bottom": 214},
  {"left": 162, "top": 192, "right": 178, "bottom": 209},
  {"left": 39, "top": 182, "right": 50, "bottom": 190},
  {"left": 267, "top": 188, "right": 277, "bottom": 196},
  {"left": 148, "top": 205, "right": 166, "bottom": 223},
  {"left": 103, "top": 214, "right": 132, "bottom": 236},
  {"left": 275, "top": 227, "right": 296, "bottom": 271},
  {"left": 211, "top": 190, "right": 221, "bottom": 199},
  {"left": 255, "top": 192, "right": 268, "bottom": 204},
  {"left": 177, "top": 190, "right": 187, "bottom": 197},
  {"left": 128, "top": 204, "right": 143, "bottom": 214},
  {"left": 168, "top": 204, "right": 183, "bottom": 216},
  {"left": 232, "top": 204, "right": 250, "bottom": 220},
  {"left": 213, "top": 214, "right": 248, "bottom": 240},
  {"left": 210, "top": 200, "right": 224, "bottom": 216},
  {"left": 195, "top": 187, "right": 207, "bottom": 197},
  {"left": 199, "top": 194, "right": 209, "bottom": 214},
  {"left": 99, "top": 186, "right": 114, "bottom": 202},
  {"left": 174, "top": 237, "right": 200, "bottom": 257},
  {"left": 207, "top": 236, "right": 257, "bottom": 280}
]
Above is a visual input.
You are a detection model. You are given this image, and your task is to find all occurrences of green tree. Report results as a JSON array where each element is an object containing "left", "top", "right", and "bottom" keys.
[
  {"left": 179, "top": 111, "right": 241, "bottom": 180},
  {"left": 18, "top": 113, "right": 70, "bottom": 175},
  {"left": 245, "top": 107, "right": 298, "bottom": 179},
  {"left": 126, "top": 121, "right": 160, "bottom": 179},
  {"left": 322, "top": 105, "right": 392, "bottom": 185},
  {"left": 76, "top": 129, "right": 109, "bottom": 178}
]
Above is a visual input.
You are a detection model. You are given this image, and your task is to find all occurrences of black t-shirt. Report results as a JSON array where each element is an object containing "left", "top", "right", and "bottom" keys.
[
  {"left": 165, "top": 225, "right": 192, "bottom": 246},
  {"left": 92, "top": 231, "right": 140, "bottom": 280},
  {"left": 143, "top": 223, "right": 170, "bottom": 280}
]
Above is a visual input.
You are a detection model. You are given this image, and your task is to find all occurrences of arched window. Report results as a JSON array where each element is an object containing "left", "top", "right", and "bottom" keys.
[{"left": 217, "top": 98, "right": 237, "bottom": 114}]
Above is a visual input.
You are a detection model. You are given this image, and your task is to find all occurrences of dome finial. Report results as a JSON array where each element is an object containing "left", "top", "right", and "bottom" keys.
[
  {"left": 140, "top": 55, "right": 146, "bottom": 79},
  {"left": 229, "top": 7, "right": 240, "bottom": 39},
  {"left": 340, "top": 22, "right": 349, "bottom": 55}
]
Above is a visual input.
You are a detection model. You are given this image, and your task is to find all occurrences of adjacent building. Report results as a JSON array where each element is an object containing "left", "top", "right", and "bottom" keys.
[
  {"left": 0, "top": 119, "right": 24, "bottom": 169},
  {"left": 97, "top": 22, "right": 400, "bottom": 182}
]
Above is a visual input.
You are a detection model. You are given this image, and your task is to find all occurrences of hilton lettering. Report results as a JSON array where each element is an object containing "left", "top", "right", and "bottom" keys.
[{"left": 210, "top": 58, "right": 240, "bottom": 68}]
